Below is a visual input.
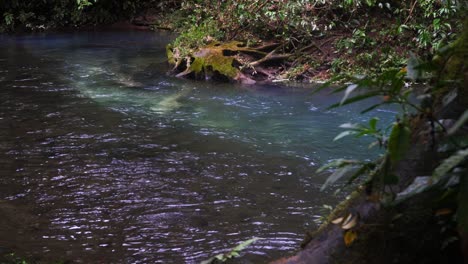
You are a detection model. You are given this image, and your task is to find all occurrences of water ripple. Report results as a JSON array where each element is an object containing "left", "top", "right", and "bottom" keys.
[{"left": 0, "top": 31, "right": 397, "bottom": 263}]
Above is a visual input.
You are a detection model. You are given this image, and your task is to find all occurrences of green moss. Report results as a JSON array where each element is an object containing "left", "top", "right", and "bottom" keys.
[
  {"left": 166, "top": 44, "right": 175, "bottom": 65},
  {"left": 189, "top": 56, "right": 205, "bottom": 74},
  {"left": 184, "top": 41, "right": 247, "bottom": 79},
  {"left": 169, "top": 39, "right": 271, "bottom": 80},
  {"left": 210, "top": 57, "right": 238, "bottom": 78}
]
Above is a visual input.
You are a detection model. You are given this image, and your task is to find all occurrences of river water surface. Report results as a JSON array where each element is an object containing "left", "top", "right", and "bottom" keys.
[{"left": 0, "top": 31, "right": 395, "bottom": 263}]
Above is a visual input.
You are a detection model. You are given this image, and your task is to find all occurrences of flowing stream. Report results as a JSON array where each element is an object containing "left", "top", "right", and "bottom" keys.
[{"left": 0, "top": 31, "right": 396, "bottom": 263}]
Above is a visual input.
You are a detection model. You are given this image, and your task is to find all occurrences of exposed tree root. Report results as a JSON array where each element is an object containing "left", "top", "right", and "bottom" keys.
[{"left": 167, "top": 40, "right": 291, "bottom": 84}]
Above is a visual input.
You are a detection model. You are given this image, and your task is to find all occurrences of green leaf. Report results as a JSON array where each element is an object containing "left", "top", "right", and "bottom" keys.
[
  {"left": 448, "top": 109, "right": 468, "bottom": 135},
  {"left": 200, "top": 254, "right": 224, "bottom": 264},
  {"left": 346, "top": 163, "right": 374, "bottom": 184},
  {"left": 316, "top": 159, "right": 358, "bottom": 173},
  {"left": 341, "top": 84, "right": 358, "bottom": 105},
  {"left": 230, "top": 237, "right": 260, "bottom": 254},
  {"left": 321, "top": 164, "right": 354, "bottom": 191},
  {"left": 394, "top": 176, "right": 432, "bottom": 204},
  {"left": 356, "top": 129, "right": 373, "bottom": 137},
  {"left": 442, "top": 88, "right": 458, "bottom": 107},
  {"left": 200, "top": 237, "right": 261, "bottom": 264},
  {"left": 334, "top": 130, "right": 357, "bottom": 141},
  {"left": 388, "top": 122, "right": 411, "bottom": 163},
  {"left": 339, "top": 123, "right": 360, "bottom": 130},
  {"left": 432, "top": 148, "right": 468, "bottom": 184},
  {"left": 369, "top": 117, "right": 379, "bottom": 131}
]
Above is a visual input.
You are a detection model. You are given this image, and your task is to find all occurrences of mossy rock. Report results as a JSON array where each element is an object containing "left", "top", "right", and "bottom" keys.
[
  {"left": 189, "top": 43, "right": 239, "bottom": 78},
  {"left": 166, "top": 44, "right": 176, "bottom": 65},
  {"left": 167, "top": 40, "right": 284, "bottom": 83},
  {"left": 169, "top": 41, "right": 248, "bottom": 80}
]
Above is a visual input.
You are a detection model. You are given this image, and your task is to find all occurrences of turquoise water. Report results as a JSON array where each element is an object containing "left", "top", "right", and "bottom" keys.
[{"left": 0, "top": 31, "right": 396, "bottom": 263}]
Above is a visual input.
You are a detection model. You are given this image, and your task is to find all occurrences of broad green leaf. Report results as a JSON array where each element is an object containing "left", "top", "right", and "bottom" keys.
[
  {"left": 354, "top": 77, "right": 375, "bottom": 89},
  {"left": 200, "top": 237, "right": 261, "bottom": 264},
  {"left": 442, "top": 88, "right": 458, "bottom": 107},
  {"left": 317, "top": 159, "right": 359, "bottom": 173},
  {"left": 389, "top": 76, "right": 405, "bottom": 95},
  {"left": 230, "top": 237, "right": 260, "bottom": 254},
  {"left": 200, "top": 254, "right": 224, "bottom": 264},
  {"left": 394, "top": 176, "right": 432, "bottom": 204},
  {"left": 339, "top": 123, "right": 360, "bottom": 130},
  {"left": 448, "top": 110, "right": 468, "bottom": 135},
  {"left": 369, "top": 117, "right": 379, "bottom": 131},
  {"left": 334, "top": 130, "right": 357, "bottom": 141},
  {"left": 341, "top": 84, "right": 358, "bottom": 105},
  {"left": 432, "top": 148, "right": 468, "bottom": 184},
  {"left": 346, "top": 163, "right": 374, "bottom": 184},
  {"left": 388, "top": 122, "right": 411, "bottom": 163},
  {"left": 321, "top": 164, "right": 354, "bottom": 191},
  {"left": 356, "top": 129, "right": 373, "bottom": 137}
]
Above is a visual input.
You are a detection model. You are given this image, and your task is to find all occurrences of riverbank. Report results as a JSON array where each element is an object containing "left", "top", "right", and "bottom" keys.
[
  {"left": 1, "top": 1, "right": 462, "bottom": 84},
  {"left": 158, "top": 1, "right": 463, "bottom": 84},
  {"left": 270, "top": 19, "right": 468, "bottom": 263}
]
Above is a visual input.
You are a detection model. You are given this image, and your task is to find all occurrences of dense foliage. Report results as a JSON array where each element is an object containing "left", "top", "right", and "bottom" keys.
[
  {"left": 317, "top": 18, "right": 467, "bottom": 252},
  {"left": 0, "top": 0, "right": 180, "bottom": 32},
  {"left": 167, "top": 0, "right": 465, "bottom": 78},
  {"left": 174, "top": 0, "right": 464, "bottom": 47},
  {"left": 2, "top": 0, "right": 464, "bottom": 78}
]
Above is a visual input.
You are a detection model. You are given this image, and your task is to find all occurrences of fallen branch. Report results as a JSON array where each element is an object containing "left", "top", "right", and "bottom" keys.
[
  {"left": 298, "top": 41, "right": 326, "bottom": 55},
  {"left": 249, "top": 48, "right": 291, "bottom": 67}
]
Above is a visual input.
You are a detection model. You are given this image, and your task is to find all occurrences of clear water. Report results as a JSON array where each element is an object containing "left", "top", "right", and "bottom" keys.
[{"left": 0, "top": 31, "right": 396, "bottom": 263}]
